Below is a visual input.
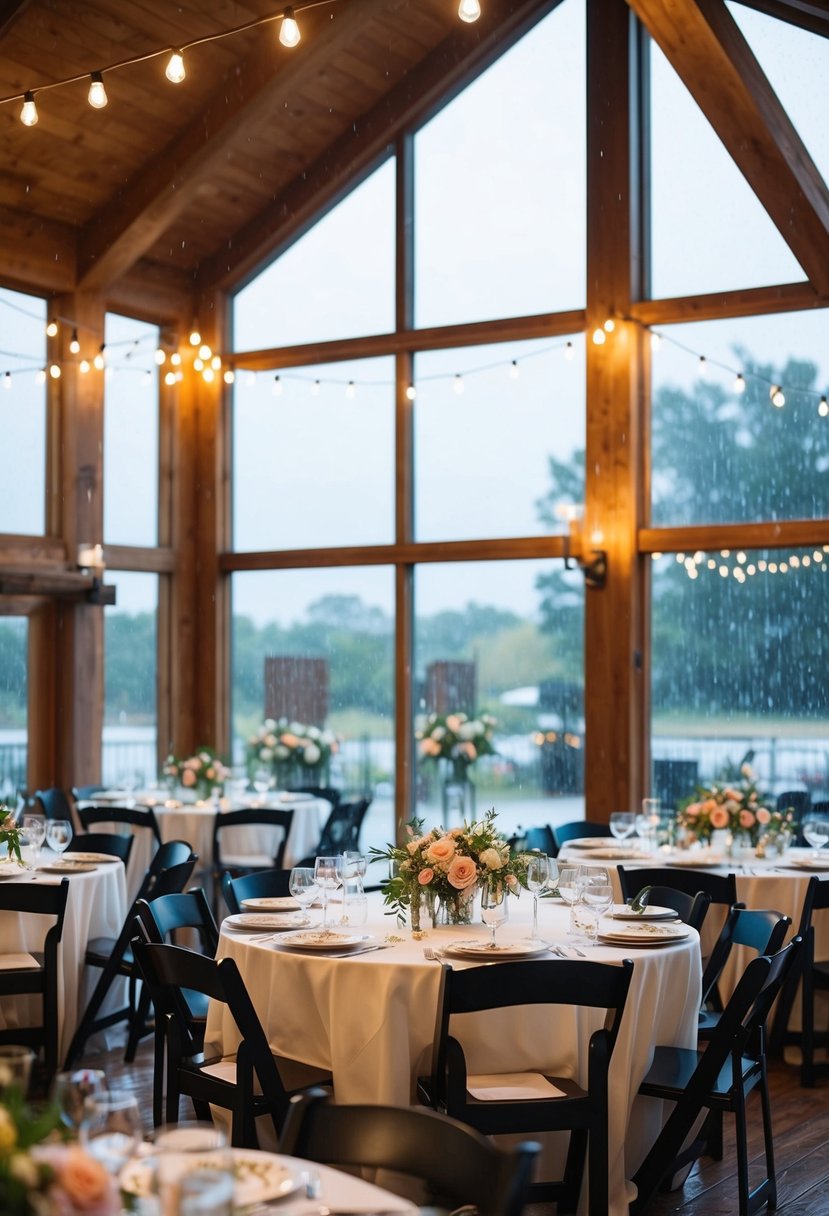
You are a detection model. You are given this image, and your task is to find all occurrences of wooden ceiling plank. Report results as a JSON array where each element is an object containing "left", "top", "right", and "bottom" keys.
[
  {"left": 0, "top": 0, "right": 32, "bottom": 39},
  {"left": 628, "top": 0, "right": 829, "bottom": 296},
  {"left": 198, "top": 0, "right": 561, "bottom": 293},
  {"left": 75, "top": 0, "right": 399, "bottom": 292}
]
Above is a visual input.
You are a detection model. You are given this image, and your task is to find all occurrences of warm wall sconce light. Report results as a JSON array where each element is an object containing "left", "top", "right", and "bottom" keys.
[{"left": 558, "top": 504, "right": 607, "bottom": 590}]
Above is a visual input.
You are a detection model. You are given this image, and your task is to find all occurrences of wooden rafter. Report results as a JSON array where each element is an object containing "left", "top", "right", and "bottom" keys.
[
  {"left": 197, "top": 0, "right": 560, "bottom": 294},
  {"left": 628, "top": 0, "right": 829, "bottom": 296},
  {"left": 75, "top": 0, "right": 397, "bottom": 292}
]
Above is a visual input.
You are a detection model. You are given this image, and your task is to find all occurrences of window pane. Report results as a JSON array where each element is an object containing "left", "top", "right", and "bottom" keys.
[
  {"left": 414, "top": 338, "right": 585, "bottom": 542},
  {"left": 232, "top": 358, "right": 394, "bottom": 550},
  {"left": 232, "top": 160, "right": 395, "bottom": 350},
  {"left": 103, "top": 572, "right": 158, "bottom": 787},
  {"left": 231, "top": 568, "right": 395, "bottom": 850},
  {"left": 104, "top": 314, "right": 159, "bottom": 546},
  {"left": 414, "top": 0, "right": 586, "bottom": 327},
  {"left": 414, "top": 560, "right": 584, "bottom": 836},
  {"left": 651, "top": 548, "right": 829, "bottom": 805},
  {"left": 728, "top": 3, "right": 829, "bottom": 190},
  {"left": 0, "top": 288, "right": 46, "bottom": 535},
  {"left": 0, "top": 617, "right": 28, "bottom": 799},
  {"left": 650, "top": 310, "right": 829, "bottom": 526},
  {"left": 649, "top": 39, "right": 803, "bottom": 297}
]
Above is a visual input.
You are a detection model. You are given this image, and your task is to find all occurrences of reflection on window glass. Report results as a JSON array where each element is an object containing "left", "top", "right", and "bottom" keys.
[
  {"left": 0, "top": 617, "right": 27, "bottom": 799},
  {"left": 651, "top": 549, "right": 829, "bottom": 807},
  {"left": 103, "top": 572, "right": 158, "bottom": 787},
  {"left": 0, "top": 288, "right": 46, "bottom": 535},
  {"left": 414, "top": 338, "right": 585, "bottom": 542},
  {"left": 232, "top": 568, "right": 395, "bottom": 850},
  {"left": 104, "top": 313, "right": 159, "bottom": 546},
  {"left": 415, "top": 1, "right": 585, "bottom": 327},
  {"left": 649, "top": 39, "right": 803, "bottom": 297},
  {"left": 232, "top": 358, "right": 394, "bottom": 550},
  {"left": 651, "top": 310, "right": 829, "bottom": 526},
  {"left": 414, "top": 561, "right": 584, "bottom": 834},
  {"left": 232, "top": 160, "right": 395, "bottom": 351}
]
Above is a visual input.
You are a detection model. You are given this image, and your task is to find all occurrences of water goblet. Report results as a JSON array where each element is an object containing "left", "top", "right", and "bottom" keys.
[
  {"left": 80, "top": 1090, "right": 142, "bottom": 1173},
  {"left": 51, "top": 1068, "right": 108, "bottom": 1132},
  {"left": 557, "top": 865, "right": 582, "bottom": 937},
  {"left": 802, "top": 817, "right": 829, "bottom": 861},
  {"left": 252, "top": 768, "right": 273, "bottom": 804},
  {"left": 152, "top": 1121, "right": 233, "bottom": 1216},
  {"left": 0, "top": 1045, "right": 36, "bottom": 1098},
  {"left": 481, "top": 881, "right": 509, "bottom": 949},
  {"left": 609, "top": 811, "right": 636, "bottom": 848},
  {"left": 526, "top": 854, "right": 550, "bottom": 941},
  {"left": 314, "top": 855, "right": 343, "bottom": 930},
  {"left": 22, "top": 814, "right": 46, "bottom": 864},
  {"left": 45, "top": 819, "right": 73, "bottom": 855},
  {"left": 581, "top": 878, "right": 614, "bottom": 944},
  {"left": 289, "top": 867, "right": 318, "bottom": 921}
]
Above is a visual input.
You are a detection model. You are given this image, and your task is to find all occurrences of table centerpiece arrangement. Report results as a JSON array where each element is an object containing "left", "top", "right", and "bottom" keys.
[
  {"left": 676, "top": 764, "right": 791, "bottom": 856},
  {"left": 416, "top": 710, "right": 497, "bottom": 818},
  {"left": 162, "top": 746, "right": 230, "bottom": 802},
  {"left": 371, "top": 807, "right": 528, "bottom": 931},
  {"left": 0, "top": 809, "right": 23, "bottom": 865},
  {"left": 245, "top": 717, "right": 338, "bottom": 789}
]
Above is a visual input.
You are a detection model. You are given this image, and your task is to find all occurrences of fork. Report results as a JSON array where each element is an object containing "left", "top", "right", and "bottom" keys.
[{"left": 423, "top": 946, "right": 442, "bottom": 962}]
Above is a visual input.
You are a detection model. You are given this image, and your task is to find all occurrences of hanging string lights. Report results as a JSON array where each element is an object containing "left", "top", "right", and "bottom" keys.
[{"left": 1, "top": 2, "right": 481, "bottom": 125}]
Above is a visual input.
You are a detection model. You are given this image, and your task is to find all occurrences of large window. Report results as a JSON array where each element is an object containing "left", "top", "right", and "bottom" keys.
[
  {"left": 103, "top": 313, "right": 159, "bottom": 547},
  {"left": 103, "top": 572, "right": 158, "bottom": 787},
  {"left": 0, "top": 617, "right": 27, "bottom": 799},
  {"left": 0, "top": 288, "right": 46, "bottom": 536}
]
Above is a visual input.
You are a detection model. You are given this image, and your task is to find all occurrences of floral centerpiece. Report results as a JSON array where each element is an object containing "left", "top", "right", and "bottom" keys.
[
  {"left": 162, "top": 747, "right": 230, "bottom": 800},
  {"left": 677, "top": 764, "right": 775, "bottom": 848},
  {"left": 0, "top": 808, "right": 23, "bottom": 864},
  {"left": 0, "top": 1088, "right": 118, "bottom": 1216},
  {"left": 416, "top": 711, "right": 497, "bottom": 783},
  {"left": 245, "top": 718, "right": 338, "bottom": 787},
  {"left": 371, "top": 808, "right": 527, "bottom": 929}
]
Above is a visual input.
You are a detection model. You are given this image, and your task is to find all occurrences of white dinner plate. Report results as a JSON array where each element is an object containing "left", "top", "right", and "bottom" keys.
[
  {"left": 574, "top": 847, "right": 651, "bottom": 861},
  {"left": 778, "top": 857, "right": 829, "bottom": 871},
  {"left": 61, "top": 851, "right": 121, "bottom": 865},
  {"left": 608, "top": 904, "right": 680, "bottom": 921},
  {"left": 440, "top": 939, "right": 551, "bottom": 960},
  {"left": 275, "top": 929, "right": 369, "bottom": 951},
  {"left": 37, "top": 859, "right": 97, "bottom": 874},
  {"left": 665, "top": 853, "right": 726, "bottom": 868},
  {"left": 224, "top": 912, "right": 310, "bottom": 931},
  {"left": 278, "top": 791, "right": 315, "bottom": 802},
  {"left": 565, "top": 837, "right": 615, "bottom": 850},
  {"left": 121, "top": 1149, "right": 302, "bottom": 1207},
  {"left": 240, "top": 895, "right": 300, "bottom": 912},
  {"left": 0, "top": 862, "right": 23, "bottom": 880},
  {"left": 598, "top": 924, "right": 690, "bottom": 946}
]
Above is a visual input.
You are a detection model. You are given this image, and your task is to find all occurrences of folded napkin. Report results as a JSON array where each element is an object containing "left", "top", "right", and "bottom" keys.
[
  {"left": 0, "top": 952, "right": 39, "bottom": 971},
  {"left": 466, "top": 1071, "right": 565, "bottom": 1101}
]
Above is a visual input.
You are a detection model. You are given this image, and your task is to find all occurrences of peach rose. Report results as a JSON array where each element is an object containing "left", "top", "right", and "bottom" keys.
[
  {"left": 426, "top": 837, "right": 456, "bottom": 865},
  {"left": 447, "top": 855, "right": 479, "bottom": 889},
  {"left": 181, "top": 768, "right": 197, "bottom": 787},
  {"left": 59, "top": 1146, "right": 114, "bottom": 1209},
  {"left": 684, "top": 802, "right": 701, "bottom": 819},
  {"left": 739, "top": 808, "right": 756, "bottom": 828},
  {"left": 418, "top": 867, "right": 434, "bottom": 885},
  {"left": 458, "top": 741, "right": 477, "bottom": 761},
  {"left": 709, "top": 806, "right": 729, "bottom": 829},
  {"left": 756, "top": 807, "right": 771, "bottom": 825},
  {"left": 419, "top": 738, "right": 441, "bottom": 757}
]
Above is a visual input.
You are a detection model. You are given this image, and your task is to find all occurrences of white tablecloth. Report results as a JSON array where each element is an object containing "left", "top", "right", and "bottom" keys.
[
  {"left": 207, "top": 890, "right": 701, "bottom": 1216},
  {"left": 0, "top": 856, "right": 127, "bottom": 1060}
]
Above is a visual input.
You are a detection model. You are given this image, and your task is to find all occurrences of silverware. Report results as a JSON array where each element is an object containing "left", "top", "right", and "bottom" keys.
[{"left": 423, "top": 946, "right": 442, "bottom": 962}]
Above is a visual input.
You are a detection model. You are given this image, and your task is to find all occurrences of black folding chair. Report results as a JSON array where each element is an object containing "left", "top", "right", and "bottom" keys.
[
  {"left": 221, "top": 867, "right": 292, "bottom": 916},
  {"left": 700, "top": 906, "right": 790, "bottom": 1038},
  {"left": 282, "top": 1088, "right": 539, "bottom": 1216},
  {"left": 33, "top": 787, "right": 75, "bottom": 823},
  {"left": 78, "top": 803, "right": 162, "bottom": 845},
  {"left": 73, "top": 831, "right": 133, "bottom": 866},
  {"left": 551, "top": 820, "right": 611, "bottom": 854},
  {"left": 0, "top": 878, "right": 69, "bottom": 1089},
  {"left": 417, "top": 958, "right": 633, "bottom": 1214},
  {"left": 769, "top": 876, "right": 829, "bottom": 1085},
  {"left": 212, "top": 808, "right": 295, "bottom": 914},
  {"left": 620, "top": 883, "right": 711, "bottom": 933}
]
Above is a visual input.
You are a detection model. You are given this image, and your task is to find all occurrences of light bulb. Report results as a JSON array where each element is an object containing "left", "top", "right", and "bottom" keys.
[
  {"left": 164, "top": 370, "right": 176, "bottom": 386},
  {"left": 198, "top": 344, "right": 211, "bottom": 360},
  {"left": 509, "top": 360, "right": 520, "bottom": 379},
  {"left": 592, "top": 327, "right": 606, "bottom": 345},
  {"left": 223, "top": 368, "right": 235, "bottom": 384},
  {"left": 211, "top": 355, "right": 221, "bottom": 370},
  {"left": 93, "top": 346, "right": 105, "bottom": 371},
  {"left": 279, "top": 7, "right": 301, "bottom": 47},
  {"left": 405, "top": 383, "right": 416, "bottom": 400},
  {"left": 88, "top": 72, "right": 107, "bottom": 108},
  {"left": 165, "top": 50, "right": 185, "bottom": 83},
  {"left": 193, "top": 357, "right": 204, "bottom": 371},
  {"left": 453, "top": 374, "right": 464, "bottom": 395},
  {"left": 170, "top": 351, "right": 182, "bottom": 366},
  {"left": 603, "top": 317, "right": 615, "bottom": 333},
  {"left": 46, "top": 319, "right": 58, "bottom": 337},
  {"left": 650, "top": 331, "right": 662, "bottom": 351},
  {"left": 346, "top": 381, "right": 356, "bottom": 399},
  {"left": 770, "top": 385, "right": 785, "bottom": 408},
  {"left": 311, "top": 380, "right": 321, "bottom": 396},
  {"left": 70, "top": 329, "right": 81, "bottom": 355},
  {"left": 79, "top": 359, "right": 90, "bottom": 374},
  {"left": 819, "top": 396, "right": 828, "bottom": 418},
  {"left": 734, "top": 373, "right": 746, "bottom": 393},
  {"left": 189, "top": 328, "right": 201, "bottom": 346},
  {"left": 272, "top": 375, "right": 283, "bottom": 396},
  {"left": 154, "top": 348, "right": 166, "bottom": 365},
  {"left": 20, "top": 91, "right": 38, "bottom": 126},
  {"left": 35, "top": 368, "right": 46, "bottom": 385},
  {"left": 202, "top": 366, "right": 215, "bottom": 383},
  {"left": 49, "top": 363, "right": 61, "bottom": 379},
  {"left": 458, "top": 0, "right": 482, "bottom": 22},
  {"left": 3, "top": 372, "right": 10, "bottom": 390},
  {"left": 564, "top": 341, "right": 574, "bottom": 361}
]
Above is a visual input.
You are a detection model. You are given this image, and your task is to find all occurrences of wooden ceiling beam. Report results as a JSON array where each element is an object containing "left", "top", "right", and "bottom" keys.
[
  {"left": 0, "top": 0, "right": 31, "bottom": 37},
  {"left": 197, "top": 0, "right": 560, "bottom": 294},
  {"left": 628, "top": 0, "right": 829, "bottom": 296},
  {"left": 75, "top": 0, "right": 396, "bottom": 293}
]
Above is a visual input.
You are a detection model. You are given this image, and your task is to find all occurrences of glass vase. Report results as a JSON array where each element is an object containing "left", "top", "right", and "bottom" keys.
[{"left": 433, "top": 886, "right": 477, "bottom": 926}]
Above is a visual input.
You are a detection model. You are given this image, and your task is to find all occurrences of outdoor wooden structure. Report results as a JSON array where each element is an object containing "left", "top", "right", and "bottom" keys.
[{"left": 1, "top": 0, "right": 829, "bottom": 828}]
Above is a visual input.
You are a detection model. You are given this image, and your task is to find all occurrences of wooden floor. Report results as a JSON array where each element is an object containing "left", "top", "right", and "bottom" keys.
[{"left": 90, "top": 1034, "right": 829, "bottom": 1214}]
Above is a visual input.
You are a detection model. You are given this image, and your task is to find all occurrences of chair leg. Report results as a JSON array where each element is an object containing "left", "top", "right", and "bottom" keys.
[
  {"left": 559, "top": 1129, "right": 587, "bottom": 1214},
  {"left": 703, "top": 1108, "right": 724, "bottom": 1160},
  {"left": 758, "top": 1063, "right": 777, "bottom": 1211},
  {"left": 801, "top": 966, "right": 815, "bottom": 1088},
  {"left": 125, "top": 983, "right": 153, "bottom": 1063},
  {"left": 152, "top": 1026, "right": 166, "bottom": 1128},
  {"left": 733, "top": 1088, "right": 750, "bottom": 1216}
]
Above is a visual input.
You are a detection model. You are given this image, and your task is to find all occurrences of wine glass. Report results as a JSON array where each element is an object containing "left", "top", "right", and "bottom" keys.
[
  {"left": 526, "top": 854, "right": 550, "bottom": 941},
  {"left": 80, "top": 1091, "right": 142, "bottom": 1172},
  {"left": 289, "top": 866, "right": 319, "bottom": 920},
  {"left": 314, "top": 855, "right": 343, "bottom": 930},
  {"left": 341, "top": 851, "right": 368, "bottom": 926},
  {"left": 609, "top": 812, "right": 636, "bottom": 848},
  {"left": 636, "top": 799, "right": 661, "bottom": 853},
  {"left": 252, "top": 768, "right": 273, "bottom": 804},
  {"left": 22, "top": 814, "right": 46, "bottom": 863},
  {"left": 581, "top": 877, "right": 614, "bottom": 944},
  {"left": 557, "top": 865, "right": 582, "bottom": 937},
  {"left": 802, "top": 817, "right": 829, "bottom": 861},
  {"left": 480, "top": 881, "right": 509, "bottom": 949},
  {"left": 46, "top": 819, "right": 73, "bottom": 856},
  {"left": 51, "top": 1068, "right": 108, "bottom": 1132}
]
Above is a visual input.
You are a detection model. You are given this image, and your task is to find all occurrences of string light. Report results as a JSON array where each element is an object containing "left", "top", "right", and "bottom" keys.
[
  {"left": 509, "top": 360, "right": 520, "bottom": 379},
  {"left": 770, "top": 385, "right": 785, "bottom": 408},
  {"left": 405, "top": 383, "right": 416, "bottom": 400},
  {"left": 223, "top": 368, "right": 235, "bottom": 384},
  {"left": 453, "top": 374, "right": 465, "bottom": 395},
  {"left": 154, "top": 348, "right": 166, "bottom": 365},
  {"left": 189, "top": 327, "right": 201, "bottom": 347},
  {"left": 88, "top": 72, "right": 107, "bottom": 109},
  {"left": 603, "top": 318, "right": 615, "bottom": 333},
  {"left": 819, "top": 396, "right": 829, "bottom": 418},
  {"left": 46, "top": 319, "right": 58, "bottom": 338},
  {"left": 650, "top": 332, "right": 662, "bottom": 351},
  {"left": 93, "top": 345, "right": 105, "bottom": 371},
  {"left": 458, "top": 0, "right": 482, "bottom": 22},
  {"left": 49, "top": 363, "right": 61, "bottom": 379},
  {"left": 79, "top": 359, "right": 90, "bottom": 374},
  {"left": 733, "top": 373, "right": 746, "bottom": 393},
  {"left": 3, "top": 372, "right": 11, "bottom": 390},
  {"left": 70, "top": 330, "right": 81, "bottom": 355},
  {"left": 279, "top": 7, "right": 301, "bottom": 48},
  {"left": 592, "top": 327, "right": 606, "bottom": 345},
  {"left": 345, "top": 380, "right": 356, "bottom": 398},
  {"left": 165, "top": 51, "right": 186, "bottom": 84},
  {"left": 272, "top": 375, "right": 283, "bottom": 396},
  {"left": 20, "top": 91, "right": 37, "bottom": 126},
  {"left": 564, "top": 340, "right": 574, "bottom": 361},
  {"left": 668, "top": 547, "right": 829, "bottom": 584}
]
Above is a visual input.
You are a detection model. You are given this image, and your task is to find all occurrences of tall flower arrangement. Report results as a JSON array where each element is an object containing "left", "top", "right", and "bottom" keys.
[
  {"left": 677, "top": 764, "right": 775, "bottom": 845},
  {"left": 0, "top": 808, "right": 23, "bottom": 864},
  {"left": 246, "top": 718, "right": 338, "bottom": 785},
  {"left": 416, "top": 711, "right": 497, "bottom": 782},
  {"left": 162, "top": 747, "right": 230, "bottom": 799}
]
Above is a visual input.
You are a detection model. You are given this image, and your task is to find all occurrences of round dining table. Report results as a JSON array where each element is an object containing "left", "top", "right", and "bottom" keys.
[{"left": 207, "top": 888, "right": 702, "bottom": 1216}]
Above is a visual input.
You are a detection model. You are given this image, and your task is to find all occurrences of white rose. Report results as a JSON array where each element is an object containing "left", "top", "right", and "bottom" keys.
[
  {"left": 307, "top": 726, "right": 321, "bottom": 740},
  {"left": 303, "top": 742, "right": 321, "bottom": 765},
  {"left": 259, "top": 747, "right": 273, "bottom": 762},
  {"left": 264, "top": 718, "right": 277, "bottom": 730},
  {"left": 432, "top": 726, "right": 446, "bottom": 741},
  {"left": 480, "top": 847, "right": 506, "bottom": 870},
  {"left": 458, "top": 723, "right": 477, "bottom": 740},
  {"left": 275, "top": 744, "right": 290, "bottom": 760},
  {"left": 289, "top": 721, "right": 305, "bottom": 735}
]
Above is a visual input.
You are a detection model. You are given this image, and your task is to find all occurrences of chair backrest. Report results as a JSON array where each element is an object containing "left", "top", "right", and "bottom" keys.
[
  {"left": 430, "top": 958, "right": 633, "bottom": 1112},
  {"left": 134, "top": 889, "right": 218, "bottom": 955},
  {"left": 131, "top": 940, "right": 294, "bottom": 1124},
  {"left": 626, "top": 884, "right": 711, "bottom": 932},
  {"left": 0, "top": 876, "right": 69, "bottom": 950},
  {"left": 71, "top": 785, "right": 106, "bottom": 801},
  {"left": 618, "top": 865, "right": 738, "bottom": 907},
  {"left": 136, "top": 840, "right": 198, "bottom": 903},
  {"left": 33, "top": 787, "right": 74, "bottom": 822},
  {"left": 290, "top": 786, "right": 342, "bottom": 808},
  {"left": 776, "top": 790, "right": 811, "bottom": 817},
  {"left": 280, "top": 1088, "right": 539, "bottom": 1216},
  {"left": 510, "top": 825, "right": 557, "bottom": 856},
  {"left": 552, "top": 820, "right": 611, "bottom": 853},
  {"left": 76, "top": 831, "right": 133, "bottom": 865},
  {"left": 212, "top": 808, "right": 295, "bottom": 872},
  {"left": 316, "top": 796, "right": 371, "bottom": 856},
  {"left": 78, "top": 803, "right": 162, "bottom": 843},
  {"left": 222, "top": 867, "right": 292, "bottom": 915},
  {"left": 701, "top": 906, "right": 791, "bottom": 1008}
]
